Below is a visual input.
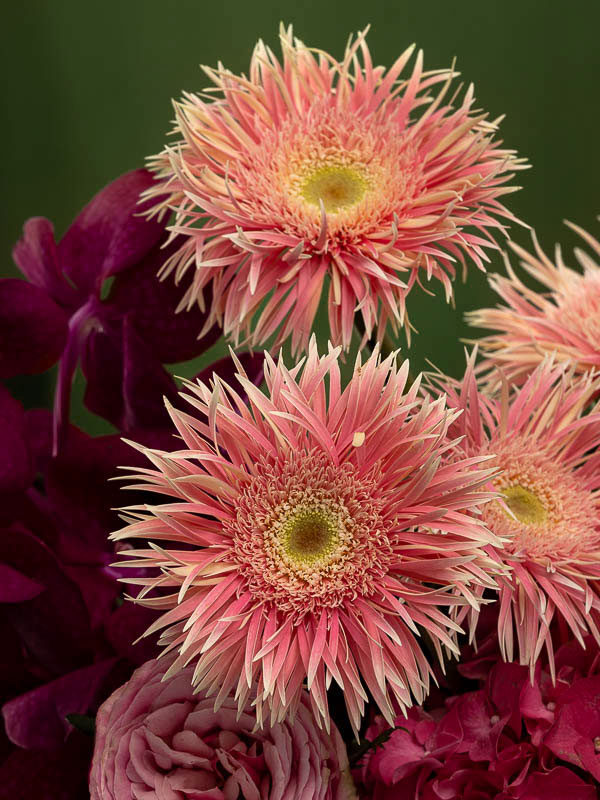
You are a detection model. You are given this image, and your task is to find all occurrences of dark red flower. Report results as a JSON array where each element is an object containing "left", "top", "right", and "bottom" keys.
[
  {"left": 356, "top": 643, "right": 600, "bottom": 799},
  {"left": 4, "top": 170, "right": 220, "bottom": 450}
]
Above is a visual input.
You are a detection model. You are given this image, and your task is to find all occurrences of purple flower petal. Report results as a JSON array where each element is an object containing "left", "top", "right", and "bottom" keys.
[
  {"left": 0, "top": 279, "right": 68, "bottom": 378},
  {"left": 0, "top": 565, "right": 43, "bottom": 603},
  {"left": 0, "top": 527, "right": 92, "bottom": 675},
  {"left": 81, "top": 314, "right": 177, "bottom": 431},
  {"left": 62, "top": 565, "right": 120, "bottom": 631},
  {"left": 46, "top": 427, "right": 140, "bottom": 551},
  {"left": 57, "top": 170, "right": 164, "bottom": 295},
  {"left": 0, "top": 620, "right": 30, "bottom": 701},
  {"left": 108, "top": 237, "right": 220, "bottom": 363},
  {"left": 46, "top": 426, "right": 174, "bottom": 562},
  {"left": 24, "top": 409, "right": 53, "bottom": 475},
  {"left": 12, "top": 217, "right": 77, "bottom": 306},
  {"left": 2, "top": 658, "right": 117, "bottom": 749},
  {"left": 0, "top": 734, "right": 93, "bottom": 799},
  {"left": 104, "top": 602, "right": 160, "bottom": 666},
  {"left": 0, "top": 387, "right": 33, "bottom": 493}
]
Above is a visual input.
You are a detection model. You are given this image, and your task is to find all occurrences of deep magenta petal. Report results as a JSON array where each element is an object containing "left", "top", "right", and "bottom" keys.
[
  {"left": 2, "top": 658, "right": 117, "bottom": 750},
  {"left": 46, "top": 427, "right": 147, "bottom": 549},
  {"left": 519, "top": 766, "right": 597, "bottom": 800},
  {"left": 104, "top": 602, "right": 160, "bottom": 666},
  {"left": 0, "top": 734, "right": 93, "bottom": 799},
  {"left": 81, "top": 316, "right": 177, "bottom": 431},
  {"left": 0, "top": 527, "right": 92, "bottom": 675},
  {"left": 0, "top": 564, "right": 43, "bottom": 603},
  {"left": 0, "top": 386, "right": 33, "bottom": 493},
  {"left": 108, "top": 237, "right": 220, "bottom": 363},
  {"left": 12, "top": 217, "right": 76, "bottom": 305},
  {"left": 57, "top": 169, "right": 164, "bottom": 294},
  {"left": 23, "top": 408, "right": 53, "bottom": 476},
  {"left": 193, "top": 351, "right": 265, "bottom": 393},
  {"left": 544, "top": 676, "right": 600, "bottom": 777},
  {"left": 0, "top": 279, "right": 68, "bottom": 378}
]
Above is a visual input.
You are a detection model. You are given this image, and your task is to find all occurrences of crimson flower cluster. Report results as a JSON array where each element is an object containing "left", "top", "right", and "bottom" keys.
[{"left": 356, "top": 637, "right": 600, "bottom": 799}]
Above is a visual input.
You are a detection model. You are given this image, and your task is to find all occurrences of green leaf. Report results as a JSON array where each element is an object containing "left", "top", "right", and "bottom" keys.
[{"left": 66, "top": 713, "right": 96, "bottom": 736}]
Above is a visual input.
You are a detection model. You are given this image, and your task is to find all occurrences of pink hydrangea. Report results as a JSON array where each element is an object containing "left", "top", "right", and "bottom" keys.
[
  {"left": 356, "top": 641, "right": 600, "bottom": 799},
  {"left": 90, "top": 656, "right": 357, "bottom": 800}
]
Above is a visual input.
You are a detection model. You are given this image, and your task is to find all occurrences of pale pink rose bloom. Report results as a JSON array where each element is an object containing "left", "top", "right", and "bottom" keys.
[{"left": 90, "top": 656, "right": 357, "bottom": 800}]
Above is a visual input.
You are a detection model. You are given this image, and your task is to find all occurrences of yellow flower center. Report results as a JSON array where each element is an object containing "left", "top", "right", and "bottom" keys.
[
  {"left": 280, "top": 507, "right": 340, "bottom": 565},
  {"left": 300, "top": 165, "right": 369, "bottom": 212},
  {"left": 501, "top": 484, "right": 548, "bottom": 526}
]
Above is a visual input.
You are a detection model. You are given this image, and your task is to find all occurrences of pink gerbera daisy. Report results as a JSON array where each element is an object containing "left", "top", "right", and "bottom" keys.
[
  {"left": 468, "top": 222, "right": 600, "bottom": 383},
  {"left": 146, "top": 25, "right": 524, "bottom": 354},
  {"left": 435, "top": 353, "right": 600, "bottom": 677},
  {"left": 113, "top": 342, "right": 500, "bottom": 733}
]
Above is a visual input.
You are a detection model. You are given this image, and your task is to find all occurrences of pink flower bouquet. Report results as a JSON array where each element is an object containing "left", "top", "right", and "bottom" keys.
[{"left": 1, "top": 23, "right": 599, "bottom": 800}]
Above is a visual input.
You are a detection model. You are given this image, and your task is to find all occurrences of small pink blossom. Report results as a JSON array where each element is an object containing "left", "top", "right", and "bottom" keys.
[{"left": 356, "top": 646, "right": 599, "bottom": 799}]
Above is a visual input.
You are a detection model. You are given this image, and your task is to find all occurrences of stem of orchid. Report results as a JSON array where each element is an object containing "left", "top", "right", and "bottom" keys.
[{"left": 52, "top": 301, "right": 98, "bottom": 456}]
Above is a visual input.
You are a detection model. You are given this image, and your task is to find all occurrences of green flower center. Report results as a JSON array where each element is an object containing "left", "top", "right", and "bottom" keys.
[
  {"left": 280, "top": 507, "right": 340, "bottom": 565},
  {"left": 300, "top": 165, "right": 368, "bottom": 212},
  {"left": 502, "top": 484, "right": 548, "bottom": 526}
]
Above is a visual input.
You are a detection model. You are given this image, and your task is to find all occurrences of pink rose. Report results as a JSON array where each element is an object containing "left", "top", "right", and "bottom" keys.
[{"left": 90, "top": 657, "right": 356, "bottom": 799}]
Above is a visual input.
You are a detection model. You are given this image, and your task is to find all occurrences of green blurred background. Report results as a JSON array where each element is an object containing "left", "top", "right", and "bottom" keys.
[{"left": 3, "top": 0, "right": 599, "bottom": 432}]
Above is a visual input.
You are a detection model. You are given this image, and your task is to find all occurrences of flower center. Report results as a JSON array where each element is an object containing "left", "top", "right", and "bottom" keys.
[
  {"left": 481, "top": 440, "right": 600, "bottom": 562},
  {"left": 228, "top": 451, "right": 392, "bottom": 614},
  {"left": 280, "top": 507, "right": 339, "bottom": 565},
  {"left": 300, "top": 165, "right": 368, "bottom": 212},
  {"left": 502, "top": 484, "right": 547, "bottom": 526}
]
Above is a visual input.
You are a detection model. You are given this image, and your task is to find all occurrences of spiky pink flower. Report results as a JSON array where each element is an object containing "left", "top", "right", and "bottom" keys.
[
  {"left": 435, "top": 354, "right": 600, "bottom": 677},
  {"left": 146, "top": 26, "right": 524, "bottom": 354},
  {"left": 468, "top": 222, "right": 600, "bottom": 384},
  {"left": 114, "top": 343, "right": 500, "bottom": 733}
]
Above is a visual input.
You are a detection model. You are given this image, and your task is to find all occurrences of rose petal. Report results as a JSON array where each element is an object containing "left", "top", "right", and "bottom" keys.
[
  {"left": 0, "top": 279, "right": 68, "bottom": 378},
  {"left": 57, "top": 170, "right": 165, "bottom": 294}
]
